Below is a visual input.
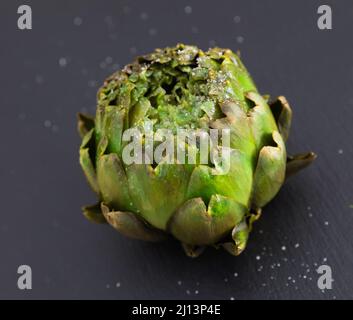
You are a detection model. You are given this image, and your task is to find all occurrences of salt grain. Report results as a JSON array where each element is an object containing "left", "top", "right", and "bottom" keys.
[
  {"left": 184, "top": 6, "right": 192, "bottom": 14},
  {"left": 236, "top": 36, "right": 244, "bottom": 44},
  {"left": 149, "top": 28, "right": 157, "bottom": 36},
  {"left": 233, "top": 16, "right": 241, "bottom": 23},
  {"left": 59, "top": 57, "right": 67, "bottom": 67},
  {"left": 140, "top": 12, "right": 149, "bottom": 20},
  {"left": 73, "top": 17, "right": 83, "bottom": 26}
]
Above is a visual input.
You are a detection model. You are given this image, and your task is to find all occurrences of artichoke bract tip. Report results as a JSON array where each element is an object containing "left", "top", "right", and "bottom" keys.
[{"left": 78, "top": 44, "right": 315, "bottom": 257}]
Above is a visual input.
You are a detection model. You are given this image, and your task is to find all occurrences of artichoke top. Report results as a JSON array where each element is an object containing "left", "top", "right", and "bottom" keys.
[
  {"left": 97, "top": 44, "right": 256, "bottom": 134},
  {"left": 78, "top": 44, "right": 316, "bottom": 257}
]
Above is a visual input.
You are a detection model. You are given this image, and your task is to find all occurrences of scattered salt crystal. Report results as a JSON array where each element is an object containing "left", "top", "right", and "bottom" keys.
[
  {"left": 123, "top": 6, "right": 131, "bottom": 14},
  {"left": 233, "top": 16, "right": 241, "bottom": 23},
  {"left": 184, "top": 6, "right": 192, "bottom": 14},
  {"left": 59, "top": 57, "right": 67, "bottom": 67},
  {"left": 191, "top": 26, "right": 199, "bottom": 34},
  {"left": 73, "top": 17, "right": 82, "bottom": 26},
  {"left": 140, "top": 12, "right": 148, "bottom": 20},
  {"left": 52, "top": 125, "right": 59, "bottom": 133},
  {"left": 88, "top": 80, "right": 97, "bottom": 87},
  {"left": 35, "top": 75, "right": 44, "bottom": 84},
  {"left": 236, "top": 36, "right": 244, "bottom": 44},
  {"left": 149, "top": 28, "right": 157, "bottom": 36}
]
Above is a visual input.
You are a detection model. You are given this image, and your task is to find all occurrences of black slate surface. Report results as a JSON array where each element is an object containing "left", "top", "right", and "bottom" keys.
[{"left": 0, "top": 0, "right": 352, "bottom": 300}]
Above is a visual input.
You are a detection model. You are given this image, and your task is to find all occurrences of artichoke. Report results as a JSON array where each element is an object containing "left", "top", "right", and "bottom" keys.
[{"left": 78, "top": 44, "right": 315, "bottom": 257}]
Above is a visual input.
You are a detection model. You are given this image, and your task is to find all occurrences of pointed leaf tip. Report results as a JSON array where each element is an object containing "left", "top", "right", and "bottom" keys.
[
  {"left": 82, "top": 203, "right": 107, "bottom": 224},
  {"left": 101, "top": 203, "right": 166, "bottom": 242},
  {"left": 286, "top": 152, "right": 317, "bottom": 178},
  {"left": 269, "top": 96, "right": 292, "bottom": 141},
  {"left": 77, "top": 113, "right": 95, "bottom": 138}
]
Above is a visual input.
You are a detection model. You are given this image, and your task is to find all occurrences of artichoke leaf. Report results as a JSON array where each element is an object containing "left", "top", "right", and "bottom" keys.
[
  {"left": 221, "top": 220, "right": 249, "bottom": 256},
  {"left": 96, "top": 106, "right": 126, "bottom": 155},
  {"left": 187, "top": 149, "right": 253, "bottom": 207},
  {"left": 247, "top": 208, "right": 262, "bottom": 232},
  {"left": 101, "top": 203, "right": 165, "bottom": 242},
  {"left": 246, "top": 91, "right": 278, "bottom": 150},
  {"left": 220, "top": 51, "right": 257, "bottom": 105},
  {"left": 79, "top": 129, "right": 99, "bottom": 194},
  {"left": 82, "top": 202, "right": 107, "bottom": 224},
  {"left": 286, "top": 152, "right": 317, "bottom": 178},
  {"left": 269, "top": 96, "right": 292, "bottom": 141},
  {"left": 211, "top": 100, "right": 257, "bottom": 158},
  {"left": 168, "top": 195, "right": 247, "bottom": 246},
  {"left": 77, "top": 113, "right": 95, "bottom": 138},
  {"left": 251, "top": 131, "right": 286, "bottom": 208},
  {"left": 97, "top": 153, "right": 136, "bottom": 212},
  {"left": 181, "top": 243, "right": 205, "bottom": 258},
  {"left": 126, "top": 161, "right": 193, "bottom": 230}
]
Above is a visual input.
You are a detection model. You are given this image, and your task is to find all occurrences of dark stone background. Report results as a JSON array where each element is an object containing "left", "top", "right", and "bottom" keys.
[{"left": 0, "top": 0, "right": 352, "bottom": 299}]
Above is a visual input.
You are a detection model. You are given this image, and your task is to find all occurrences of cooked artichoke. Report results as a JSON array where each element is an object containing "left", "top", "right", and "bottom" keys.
[{"left": 78, "top": 44, "right": 316, "bottom": 257}]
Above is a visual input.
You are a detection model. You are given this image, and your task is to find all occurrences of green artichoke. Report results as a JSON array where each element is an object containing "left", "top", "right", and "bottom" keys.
[{"left": 78, "top": 44, "right": 316, "bottom": 257}]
